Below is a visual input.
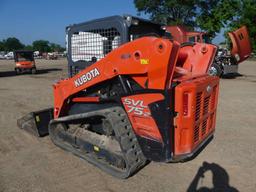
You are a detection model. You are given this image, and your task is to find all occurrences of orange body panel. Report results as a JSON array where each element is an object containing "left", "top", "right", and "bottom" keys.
[
  {"left": 228, "top": 26, "right": 252, "bottom": 63},
  {"left": 121, "top": 93, "right": 164, "bottom": 142},
  {"left": 174, "top": 75, "right": 219, "bottom": 155},
  {"left": 175, "top": 43, "right": 217, "bottom": 76},
  {"left": 53, "top": 37, "right": 180, "bottom": 118},
  {"left": 15, "top": 61, "right": 35, "bottom": 69}
]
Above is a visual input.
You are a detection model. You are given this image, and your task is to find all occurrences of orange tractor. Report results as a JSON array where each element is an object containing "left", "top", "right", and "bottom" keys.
[
  {"left": 18, "top": 15, "right": 219, "bottom": 178},
  {"left": 166, "top": 25, "right": 252, "bottom": 76},
  {"left": 14, "top": 50, "right": 37, "bottom": 74}
]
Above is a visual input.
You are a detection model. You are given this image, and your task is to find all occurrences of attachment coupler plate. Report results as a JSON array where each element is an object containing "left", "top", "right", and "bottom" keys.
[{"left": 17, "top": 108, "right": 53, "bottom": 137}]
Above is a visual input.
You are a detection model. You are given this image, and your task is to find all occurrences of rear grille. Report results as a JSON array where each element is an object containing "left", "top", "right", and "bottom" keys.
[
  {"left": 174, "top": 75, "right": 219, "bottom": 155},
  {"left": 203, "top": 96, "right": 210, "bottom": 115},
  {"left": 193, "top": 86, "right": 217, "bottom": 144},
  {"left": 209, "top": 114, "right": 214, "bottom": 131},
  {"left": 211, "top": 86, "right": 217, "bottom": 110},
  {"left": 194, "top": 125, "right": 200, "bottom": 143},
  {"left": 202, "top": 120, "right": 207, "bottom": 136},
  {"left": 195, "top": 92, "right": 202, "bottom": 121}
]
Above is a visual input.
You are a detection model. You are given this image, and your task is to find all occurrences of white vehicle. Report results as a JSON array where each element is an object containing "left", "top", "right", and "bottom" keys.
[
  {"left": 4, "top": 52, "right": 14, "bottom": 59},
  {"left": 0, "top": 54, "right": 5, "bottom": 59},
  {"left": 71, "top": 32, "right": 107, "bottom": 62},
  {"left": 0, "top": 51, "right": 5, "bottom": 59},
  {"left": 70, "top": 32, "right": 120, "bottom": 62},
  {"left": 33, "top": 51, "right": 40, "bottom": 58}
]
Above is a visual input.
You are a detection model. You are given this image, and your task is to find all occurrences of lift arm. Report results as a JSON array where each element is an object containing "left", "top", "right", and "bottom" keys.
[{"left": 53, "top": 37, "right": 180, "bottom": 118}]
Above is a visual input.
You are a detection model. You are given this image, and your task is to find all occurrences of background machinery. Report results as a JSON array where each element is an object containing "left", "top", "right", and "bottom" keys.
[
  {"left": 18, "top": 15, "right": 219, "bottom": 178},
  {"left": 166, "top": 25, "right": 252, "bottom": 76},
  {"left": 14, "top": 50, "right": 37, "bottom": 74}
]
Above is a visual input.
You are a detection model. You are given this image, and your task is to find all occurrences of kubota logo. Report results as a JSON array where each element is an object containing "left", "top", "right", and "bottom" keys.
[
  {"left": 74, "top": 68, "right": 100, "bottom": 87},
  {"left": 123, "top": 98, "right": 150, "bottom": 116}
]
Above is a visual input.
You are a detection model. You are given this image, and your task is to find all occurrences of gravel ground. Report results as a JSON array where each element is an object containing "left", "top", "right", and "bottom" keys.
[{"left": 0, "top": 59, "right": 255, "bottom": 192}]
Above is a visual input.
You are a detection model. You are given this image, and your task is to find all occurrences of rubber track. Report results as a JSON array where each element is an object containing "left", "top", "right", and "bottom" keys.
[{"left": 49, "top": 106, "right": 147, "bottom": 178}]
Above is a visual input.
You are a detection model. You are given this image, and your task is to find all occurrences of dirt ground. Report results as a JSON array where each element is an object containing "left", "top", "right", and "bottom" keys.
[{"left": 0, "top": 58, "right": 255, "bottom": 192}]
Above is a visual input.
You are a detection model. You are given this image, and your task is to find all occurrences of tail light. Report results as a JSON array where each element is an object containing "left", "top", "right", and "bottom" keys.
[{"left": 183, "top": 92, "right": 189, "bottom": 116}]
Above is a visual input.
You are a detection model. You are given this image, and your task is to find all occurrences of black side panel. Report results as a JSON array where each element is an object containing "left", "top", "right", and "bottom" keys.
[
  {"left": 136, "top": 136, "right": 166, "bottom": 162},
  {"left": 135, "top": 98, "right": 174, "bottom": 162}
]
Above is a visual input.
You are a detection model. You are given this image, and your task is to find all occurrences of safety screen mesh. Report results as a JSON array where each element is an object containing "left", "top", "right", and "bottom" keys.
[{"left": 71, "top": 28, "right": 121, "bottom": 62}]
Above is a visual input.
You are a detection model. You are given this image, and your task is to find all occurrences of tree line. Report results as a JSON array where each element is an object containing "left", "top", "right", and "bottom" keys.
[
  {"left": 134, "top": 0, "right": 256, "bottom": 51},
  {"left": 0, "top": 37, "right": 65, "bottom": 52}
]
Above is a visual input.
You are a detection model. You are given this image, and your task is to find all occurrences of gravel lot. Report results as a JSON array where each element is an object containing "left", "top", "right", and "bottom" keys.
[{"left": 0, "top": 58, "right": 255, "bottom": 192}]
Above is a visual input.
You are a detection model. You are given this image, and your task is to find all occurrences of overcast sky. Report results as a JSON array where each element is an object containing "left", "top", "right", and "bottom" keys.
[{"left": 0, "top": 0, "right": 224, "bottom": 46}]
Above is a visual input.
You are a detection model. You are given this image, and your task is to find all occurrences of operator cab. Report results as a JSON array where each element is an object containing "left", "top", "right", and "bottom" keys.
[
  {"left": 14, "top": 51, "right": 34, "bottom": 62},
  {"left": 66, "top": 15, "right": 166, "bottom": 77}
]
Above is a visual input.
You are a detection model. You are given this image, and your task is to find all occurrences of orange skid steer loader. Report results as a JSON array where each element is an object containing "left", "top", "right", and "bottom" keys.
[{"left": 18, "top": 15, "right": 219, "bottom": 178}]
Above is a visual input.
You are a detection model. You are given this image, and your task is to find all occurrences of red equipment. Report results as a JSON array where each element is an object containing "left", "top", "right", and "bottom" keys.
[
  {"left": 228, "top": 26, "right": 252, "bottom": 63},
  {"left": 165, "top": 26, "right": 209, "bottom": 44},
  {"left": 166, "top": 25, "right": 252, "bottom": 76},
  {"left": 18, "top": 15, "right": 219, "bottom": 178},
  {"left": 14, "top": 50, "right": 37, "bottom": 74}
]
